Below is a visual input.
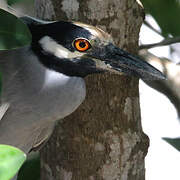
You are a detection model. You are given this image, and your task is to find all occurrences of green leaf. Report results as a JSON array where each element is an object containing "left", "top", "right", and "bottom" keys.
[
  {"left": 163, "top": 137, "right": 180, "bottom": 151},
  {"left": 0, "top": 9, "right": 32, "bottom": 50},
  {"left": 141, "top": 0, "right": 180, "bottom": 37},
  {"left": 7, "top": 0, "right": 34, "bottom": 6},
  {"left": 7, "top": 0, "right": 24, "bottom": 5},
  {"left": 0, "top": 144, "right": 26, "bottom": 180}
]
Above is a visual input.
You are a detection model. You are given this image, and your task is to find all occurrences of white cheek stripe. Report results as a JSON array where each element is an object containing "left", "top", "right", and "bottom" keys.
[{"left": 39, "top": 36, "right": 84, "bottom": 59}]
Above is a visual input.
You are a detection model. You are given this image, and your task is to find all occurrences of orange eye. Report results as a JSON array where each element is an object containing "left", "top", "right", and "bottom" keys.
[{"left": 73, "top": 38, "right": 91, "bottom": 52}]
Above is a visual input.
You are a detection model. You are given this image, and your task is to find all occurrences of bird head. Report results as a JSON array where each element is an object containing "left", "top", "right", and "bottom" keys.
[{"left": 28, "top": 20, "right": 165, "bottom": 80}]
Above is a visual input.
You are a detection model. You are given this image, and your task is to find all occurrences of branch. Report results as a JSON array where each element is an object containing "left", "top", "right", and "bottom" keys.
[
  {"left": 139, "top": 49, "right": 180, "bottom": 117},
  {"left": 143, "top": 20, "right": 162, "bottom": 36},
  {"left": 139, "top": 36, "right": 180, "bottom": 49}
]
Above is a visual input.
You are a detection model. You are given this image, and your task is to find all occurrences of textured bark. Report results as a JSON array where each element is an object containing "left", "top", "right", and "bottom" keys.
[{"left": 35, "top": 0, "right": 148, "bottom": 179}]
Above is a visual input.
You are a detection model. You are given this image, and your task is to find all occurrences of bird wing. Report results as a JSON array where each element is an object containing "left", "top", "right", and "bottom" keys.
[{"left": 0, "top": 48, "right": 86, "bottom": 154}]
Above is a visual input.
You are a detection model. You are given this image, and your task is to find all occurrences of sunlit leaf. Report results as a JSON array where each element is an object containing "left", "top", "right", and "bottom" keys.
[
  {"left": 0, "top": 8, "right": 31, "bottom": 50},
  {"left": 163, "top": 137, "right": 180, "bottom": 151},
  {"left": 0, "top": 144, "right": 26, "bottom": 180},
  {"left": 141, "top": 0, "right": 180, "bottom": 37}
]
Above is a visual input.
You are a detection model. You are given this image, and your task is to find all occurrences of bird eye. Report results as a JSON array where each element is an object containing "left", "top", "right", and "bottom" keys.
[{"left": 73, "top": 38, "right": 91, "bottom": 52}]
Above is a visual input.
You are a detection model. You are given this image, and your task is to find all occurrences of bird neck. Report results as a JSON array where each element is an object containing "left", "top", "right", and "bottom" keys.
[
  {"left": 0, "top": 47, "right": 86, "bottom": 154},
  {"left": 0, "top": 47, "right": 45, "bottom": 100},
  {"left": 0, "top": 46, "right": 86, "bottom": 108}
]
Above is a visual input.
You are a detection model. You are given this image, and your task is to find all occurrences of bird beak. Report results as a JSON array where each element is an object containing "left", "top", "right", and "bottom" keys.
[{"left": 90, "top": 43, "right": 166, "bottom": 80}]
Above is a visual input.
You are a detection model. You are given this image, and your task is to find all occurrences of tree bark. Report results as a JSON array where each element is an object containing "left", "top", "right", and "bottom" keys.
[{"left": 35, "top": 0, "right": 148, "bottom": 179}]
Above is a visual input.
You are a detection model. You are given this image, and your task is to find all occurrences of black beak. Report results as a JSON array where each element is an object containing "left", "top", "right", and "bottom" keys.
[{"left": 93, "top": 44, "right": 166, "bottom": 80}]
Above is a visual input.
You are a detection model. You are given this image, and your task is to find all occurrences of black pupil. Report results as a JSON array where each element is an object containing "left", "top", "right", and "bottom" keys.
[{"left": 79, "top": 41, "right": 86, "bottom": 48}]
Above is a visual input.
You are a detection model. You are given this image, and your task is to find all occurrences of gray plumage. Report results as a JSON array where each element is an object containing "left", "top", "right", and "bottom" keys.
[
  {"left": 0, "top": 12, "right": 166, "bottom": 180},
  {"left": 0, "top": 47, "right": 85, "bottom": 153}
]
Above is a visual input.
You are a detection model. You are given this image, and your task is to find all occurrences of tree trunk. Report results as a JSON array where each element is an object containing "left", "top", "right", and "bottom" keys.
[{"left": 35, "top": 0, "right": 148, "bottom": 179}]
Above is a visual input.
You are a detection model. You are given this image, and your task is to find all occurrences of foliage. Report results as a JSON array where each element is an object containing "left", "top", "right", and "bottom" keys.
[
  {"left": 141, "top": 0, "right": 180, "bottom": 152},
  {"left": 7, "top": 0, "right": 34, "bottom": 6},
  {"left": 163, "top": 138, "right": 180, "bottom": 152},
  {"left": 0, "top": 145, "right": 26, "bottom": 180},
  {"left": 0, "top": 8, "right": 31, "bottom": 50},
  {"left": 141, "top": 0, "right": 180, "bottom": 37}
]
